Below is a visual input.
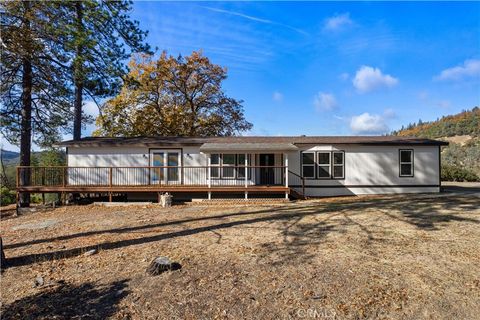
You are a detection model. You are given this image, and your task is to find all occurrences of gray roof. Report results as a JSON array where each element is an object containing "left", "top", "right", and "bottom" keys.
[
  {"left": 200, "top": 143, "right": 298, "bottom": 152},
  {"left": 55, "top": 135, "right": 449, "bottom": 147}
]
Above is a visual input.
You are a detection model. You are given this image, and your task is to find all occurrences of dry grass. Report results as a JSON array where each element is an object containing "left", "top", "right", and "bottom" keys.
[{"left": 1, "top": 193, "right": 479, "bottom": 319}]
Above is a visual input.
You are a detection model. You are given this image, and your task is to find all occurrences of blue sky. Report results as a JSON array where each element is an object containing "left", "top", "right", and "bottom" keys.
[
  {"left": 1, "top": 1, "right": 479, "bottom": 151},
  {"left": 130, "top": 1, "right": 479, "bottom": 137}
]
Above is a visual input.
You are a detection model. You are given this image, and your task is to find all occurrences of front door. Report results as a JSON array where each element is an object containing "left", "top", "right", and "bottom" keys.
[
  {"left": 259, "top": 154, "right": 275, "bottom": 185},
  {"left": 150, "top": 150, "right": 181, "bottom": 184}
]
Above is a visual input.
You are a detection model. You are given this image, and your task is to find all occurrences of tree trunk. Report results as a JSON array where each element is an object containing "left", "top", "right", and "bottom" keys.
[
  {"left": 19, "top": 56, "right": 32, "bottom": 207},
  {"left": 73, "top": 1, "right": 84, "bottom": 141},
  {"left": 73, "top": 82, "right": 83, "bottom": 140},
  {"left": 0, "top": 237, "right": 6, "bottom": 271},
  {"left": 189, "top": 101, "right": 197, "bottom": 136}
]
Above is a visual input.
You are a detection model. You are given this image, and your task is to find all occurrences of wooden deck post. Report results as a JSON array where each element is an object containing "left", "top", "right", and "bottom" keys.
[
  {"left": 207, "top": 155, "right": 212, "bottom": 200},
  {"left": 285, "top": 153, "right": 289, "bottom": 199},
  {"left": 16, "top": 167, "right": 19, "bottom": 188},
  {"left": 244, "top": 153, "right": 248, "bottom": 188},
  {"left": 109, "top": 167, "right": 113, "bottom": 188},
  {"left": 42, "top": 167, "right": 45, "bottom": 204},
  {"left": 15, "top": 167, "right": 20, "bottom": 214},
  {"left": 284, "top": 153, "right": 289, "bottom": 187},
  {"left": 244, "top": 153, "right": 248, "bottom": 200},
  {"left": 148, "top": 166, "right": 151, "bottom": 185},
  {"left": 62, "top": 167, "right": 66, "bottom": 187}
]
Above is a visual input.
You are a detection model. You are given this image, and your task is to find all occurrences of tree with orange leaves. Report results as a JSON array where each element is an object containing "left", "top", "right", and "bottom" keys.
[{"left": 94, "top": 51, "right": 252, "bottom": 137}]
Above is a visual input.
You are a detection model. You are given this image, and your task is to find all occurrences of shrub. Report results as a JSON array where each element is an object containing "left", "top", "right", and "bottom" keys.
[
  {"left": 441, "top": 164, "right": 480, "bottom": 182},
  {"left": 0, "top": 187, "right": 16, "bottom": 206}
]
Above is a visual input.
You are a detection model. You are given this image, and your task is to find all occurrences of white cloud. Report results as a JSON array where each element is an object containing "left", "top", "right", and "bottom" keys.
[
  {"left": 323, "top": 13, "right": 353, "bottom": 32},
  {"left": 272, "top": 91, "right": 284, "bottom": 102},
  {"left": 434, "top": 59, "right": 480, "bottom": 82},
  {"left": 350, "top": 112, "right": 389, "bottom": 134},
  {"left": 352, "top": 66, "right": 398, "bottom": 93},
  {"left": 203, "top": 6, "right": 308, "bottom": 35},
  {"left": 313, "top": 92, "right": 338, "bottom": 111}
]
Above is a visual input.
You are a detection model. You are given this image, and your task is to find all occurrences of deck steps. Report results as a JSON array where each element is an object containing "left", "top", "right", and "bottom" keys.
[{"left": 289, "top": 188, "right": 306, "bottom": 200}]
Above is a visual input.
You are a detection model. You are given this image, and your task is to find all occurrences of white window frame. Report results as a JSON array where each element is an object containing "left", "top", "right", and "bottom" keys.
[
  {"left": 221, "top": 154, "right": 236, "bottom": 179},
  {"left": 399, "top": 149, "right": 414, "bottom": 177},
  {"left": 301, "top": 152, "right": 316, "bottom": 179},
  {"left": 210, "top": 153, "right": 221, "bottom": 179},
  {"left": 150, "top": 149, "right": 182, "bottom": 183},
  {"left": 236, "top": 154, "right": 251, "bottom": 180},
  {"left": 317, "top": 152, "right": 331, "bottom": 179},
  {"left": 332, "top": 151, "right": 345, "bottom": 179},
  {"left": 211, "top": 154, "right": 253, "bottom": 180}
]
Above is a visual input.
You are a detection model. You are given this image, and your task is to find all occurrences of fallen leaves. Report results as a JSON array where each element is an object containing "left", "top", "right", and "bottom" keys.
[{"left": 0, "top": 195, "right": 479, "bottom": 319}]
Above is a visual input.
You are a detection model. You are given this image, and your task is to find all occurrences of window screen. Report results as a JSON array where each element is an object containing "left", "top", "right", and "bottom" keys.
[
  {"left": 317, "top": 152, "right": 331, "bottom": 178},
  {"left": 399, "top": 150, "right": 414, "bottom": 177},
  {"left": 332, "top": 151, "right": 344, "bottom": 179},
  {"left": 302, "top": 152, "right": 315, "bottom": 178}
]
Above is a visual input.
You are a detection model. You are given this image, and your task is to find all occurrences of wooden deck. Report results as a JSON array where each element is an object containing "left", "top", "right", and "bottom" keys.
[
  {"left": 17, "top": 185, "right": 290, "bottom": 194},
  {"left": 15, "top": 166, "right": 306, "bottom": 202}
]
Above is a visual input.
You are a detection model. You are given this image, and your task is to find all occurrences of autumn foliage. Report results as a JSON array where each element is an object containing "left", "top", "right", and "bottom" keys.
[
  {"left": 94, "top": 51, "right": 252, "bottom": 137},
  {"left": 391, "top": 107, "right": 479, "bottom": 138}
]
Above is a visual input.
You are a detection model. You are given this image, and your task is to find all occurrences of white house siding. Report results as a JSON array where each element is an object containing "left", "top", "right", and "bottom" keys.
[
  {"left": 67, "top": 147, "right": 149, "bottom": 186},
  {"left": 67, "top": 146, "right": 268, "bottom": 187},
  {"left": 67, "top": 144, "right": 441, "bottom": 196},
  {"left": 287, "top": 144, "right": 440, "bottom": 197}
]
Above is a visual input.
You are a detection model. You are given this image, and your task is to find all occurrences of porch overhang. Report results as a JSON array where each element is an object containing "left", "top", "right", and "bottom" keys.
[{"left": 199, "top": 143, "right": 298, "bottom": 153}]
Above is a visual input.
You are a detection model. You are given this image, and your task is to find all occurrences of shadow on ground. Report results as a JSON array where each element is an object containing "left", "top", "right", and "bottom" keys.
[
  {"left": 4, "top": 194, "right": 479, "bottom": 268},
  {"left": 0, "top": 280, "right": 129, "bottom": 319}
]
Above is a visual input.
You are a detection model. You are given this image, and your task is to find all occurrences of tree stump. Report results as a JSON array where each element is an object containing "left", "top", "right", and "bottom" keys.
[
  {"left": 1, "top": 237, "right": 6, "bottom": 271},
  {"left": 146, "top": 257, "right": 181, "bottom": 275}
]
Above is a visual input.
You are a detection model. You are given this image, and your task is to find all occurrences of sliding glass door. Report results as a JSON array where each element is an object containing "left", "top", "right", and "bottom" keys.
[{"left": 150, "top": 150, "right": 181, "bottom": 184}]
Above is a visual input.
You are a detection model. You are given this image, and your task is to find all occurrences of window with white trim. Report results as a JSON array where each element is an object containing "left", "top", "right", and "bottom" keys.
[
  {"left": 210, "top": 154, "right": 220, "bottom": 178},
  {"left": 302, "top": 152, "right": 315, "bottom": 178},
  {"left": 236, "top": 154, "right": 251, "bottom": 179},
  {"left": 317, "top": 152, "right": 331, "bottom": 178},
  {"left": 301, "top": 150, "right": 345, "bottom": 179},
  {"left": 399, "top": 149, "right": 414, "bottom": 177},
  {"left": 332, "top": 151, "right": 344, "bottom": 179},
  {"left": 210, "top": 154, "right": 251, "bottom": 179},
  {"left": 221, "top": 154, "right": 236, "bottom": 178}
]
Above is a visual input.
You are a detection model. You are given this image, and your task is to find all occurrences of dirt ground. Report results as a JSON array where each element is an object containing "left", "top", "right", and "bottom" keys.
[{"left": 1, "top": 192, "right": 479, "bottom": 319}]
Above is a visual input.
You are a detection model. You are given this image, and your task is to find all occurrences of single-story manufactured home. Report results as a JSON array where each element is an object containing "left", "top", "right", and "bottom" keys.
[{"left": 16, "top": 136, "right": 448, "bottom": 202}]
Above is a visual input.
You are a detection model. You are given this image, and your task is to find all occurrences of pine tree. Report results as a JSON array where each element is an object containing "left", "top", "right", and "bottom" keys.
[
  {"left": 1, "top": 1, "right": 72, "bottom": 206},
  {"left": 54, "top": 1, "right": 150, "bottom": 140}
]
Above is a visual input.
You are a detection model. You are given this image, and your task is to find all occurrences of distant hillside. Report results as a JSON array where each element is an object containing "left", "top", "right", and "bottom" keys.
[
  {"left": 391, "top": 107, "right": 480, "bottom": 182},
  {"left": 391, "top": 107, "right": 479, "bottom": 139},
  {"left": 1, "top": 149, "right": 20, "bottom": 164}
]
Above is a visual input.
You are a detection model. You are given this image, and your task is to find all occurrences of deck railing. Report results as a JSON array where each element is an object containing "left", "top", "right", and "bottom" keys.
[
  {"left": 288, "top": 170, "right": 306, "bottom": 197},
  {"left": 16, "top": 166, "right": 287, "bottom": 188}
]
